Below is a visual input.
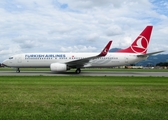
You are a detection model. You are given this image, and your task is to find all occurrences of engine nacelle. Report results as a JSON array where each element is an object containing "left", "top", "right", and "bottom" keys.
[{"left": 50, "top": 63, "right": 67, "bottom": 72}]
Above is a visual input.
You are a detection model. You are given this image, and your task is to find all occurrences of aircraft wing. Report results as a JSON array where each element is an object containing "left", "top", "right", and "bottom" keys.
[
  {"left": 137, "top": 50, "right": 164, "bottom": 57},
  {"left": 66, "top": 41, "right": 112, "bottom": 68}
]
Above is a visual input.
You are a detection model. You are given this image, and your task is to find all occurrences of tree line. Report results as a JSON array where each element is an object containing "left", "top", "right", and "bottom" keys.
[{"left": 156, "top": 62, "right": 168, "bottom": 66}]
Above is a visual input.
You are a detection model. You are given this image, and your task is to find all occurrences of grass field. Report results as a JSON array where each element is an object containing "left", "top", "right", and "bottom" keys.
[{"left": 0, "top": 76, "right": 167, "bottom": 120}]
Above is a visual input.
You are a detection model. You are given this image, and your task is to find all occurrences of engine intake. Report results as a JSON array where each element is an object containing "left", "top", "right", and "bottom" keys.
[{"left": 50, "top": 63, "right": 68, "bottom": 72}]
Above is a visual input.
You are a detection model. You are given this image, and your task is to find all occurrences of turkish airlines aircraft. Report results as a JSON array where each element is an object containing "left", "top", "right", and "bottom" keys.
[{"left": 2, "top": 26, "right": 163, "bottom": 73}]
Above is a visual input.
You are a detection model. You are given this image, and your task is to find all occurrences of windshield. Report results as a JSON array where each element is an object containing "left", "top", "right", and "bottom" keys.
[{"left": 9, "top": 57, "right": 14, "bottom": 59}]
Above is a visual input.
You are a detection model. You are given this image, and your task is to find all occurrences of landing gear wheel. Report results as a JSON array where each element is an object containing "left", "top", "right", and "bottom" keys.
[
  {"left": 75, "top": 68, "right": 81, "bottom": 74},
  {"left": 16, "top": 68, "right": 20, "bottom": 73}
]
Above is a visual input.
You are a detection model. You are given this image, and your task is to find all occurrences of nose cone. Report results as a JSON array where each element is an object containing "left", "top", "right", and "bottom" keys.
[
  {"left": 0, "top": 63, "right": 3, "bottom": 67},
  {"left": 2, "top": 59, "right": 9, "bottom": 67}
]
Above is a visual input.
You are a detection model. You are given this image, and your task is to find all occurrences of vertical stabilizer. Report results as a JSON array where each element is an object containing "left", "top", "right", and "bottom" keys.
[{"left": 116, "top": 26, "right": 153, "bottom": 54}]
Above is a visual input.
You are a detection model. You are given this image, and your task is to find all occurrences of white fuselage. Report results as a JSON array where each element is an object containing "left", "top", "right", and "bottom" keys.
[{"left": 2, "top": 52, "right": 147, "bottom": 68}]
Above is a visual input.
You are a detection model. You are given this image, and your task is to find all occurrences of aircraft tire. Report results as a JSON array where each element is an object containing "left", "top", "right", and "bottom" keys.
[{"left": 75, "top": 68, "right": 81, "bottom": 74}]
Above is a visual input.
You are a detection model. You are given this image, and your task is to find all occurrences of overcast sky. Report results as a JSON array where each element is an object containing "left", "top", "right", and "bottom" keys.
[{"left": 0, "top": 0, "right": 168, "bottom": 62}]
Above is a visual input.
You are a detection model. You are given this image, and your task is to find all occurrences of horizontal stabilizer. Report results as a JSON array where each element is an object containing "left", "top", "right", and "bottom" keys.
[{"left": 137, "top": 50, "right": 164, "bottom": 57}]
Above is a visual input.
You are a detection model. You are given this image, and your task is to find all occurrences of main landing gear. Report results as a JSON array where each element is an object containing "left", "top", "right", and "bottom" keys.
[
  {"left": 16, "top": 68, "right": 20, "bottom": 73},
  {"left": 75, "top": 68, "right": 81, "bottom": 74}
]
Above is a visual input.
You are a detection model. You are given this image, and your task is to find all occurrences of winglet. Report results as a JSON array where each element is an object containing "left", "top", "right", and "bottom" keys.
[{"left": 98, "top": 41, "right": 112, "bottom": 56}]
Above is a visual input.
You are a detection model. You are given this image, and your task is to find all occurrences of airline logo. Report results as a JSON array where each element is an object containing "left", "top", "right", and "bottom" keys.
[
  {"left": 131, "top": 35, "right": 148, "bottom": 53},
  {"left": 98, "top": 41, "right": 112, "bottom": 56},
  {"left": 103, "top": 48, "right": 107, "bottom": 54},
  {"left": 25, "top": 54, "right": 66, "bottom": 58}
]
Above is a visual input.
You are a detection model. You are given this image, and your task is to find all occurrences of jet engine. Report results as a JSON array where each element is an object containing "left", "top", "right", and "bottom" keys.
[{"left": 50, "top": 63, "right": 68, "bottom": 72}]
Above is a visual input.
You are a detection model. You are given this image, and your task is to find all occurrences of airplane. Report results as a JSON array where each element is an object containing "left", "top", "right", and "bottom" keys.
[{"left": 1, "top": 26, "right": 164, "bottom": 73}]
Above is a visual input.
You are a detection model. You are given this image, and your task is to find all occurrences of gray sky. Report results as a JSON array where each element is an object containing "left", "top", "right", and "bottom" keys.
[{"left": 0, "top": 0, "right": 168, "bottom": 62}]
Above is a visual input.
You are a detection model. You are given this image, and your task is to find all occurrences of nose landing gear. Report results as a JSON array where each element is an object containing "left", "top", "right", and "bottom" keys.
[{"left": 16, "top": 68, "right": 20, "bottom": 73}]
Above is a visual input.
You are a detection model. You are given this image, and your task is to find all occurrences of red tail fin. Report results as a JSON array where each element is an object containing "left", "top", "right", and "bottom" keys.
[{"left": 116, "top": 26, "right": 153, "bottom": 54}]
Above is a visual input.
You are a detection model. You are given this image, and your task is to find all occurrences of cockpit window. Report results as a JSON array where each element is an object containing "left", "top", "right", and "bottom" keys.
[{"left": 9, "top": 57, "right": 14, "bottom": 59}]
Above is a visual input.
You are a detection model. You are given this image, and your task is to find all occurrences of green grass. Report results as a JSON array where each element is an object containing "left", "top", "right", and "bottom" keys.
[{"left": 0, "top": 76, "right": 168, "bottom": 120}]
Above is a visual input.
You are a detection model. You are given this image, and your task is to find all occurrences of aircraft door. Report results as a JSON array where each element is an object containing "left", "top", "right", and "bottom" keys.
[
  {"left": 17, "top": 56, "right": 22, "bottom": 63},
  {"left": 125, "top": 57, "right": 128, "bottom": 64}
]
